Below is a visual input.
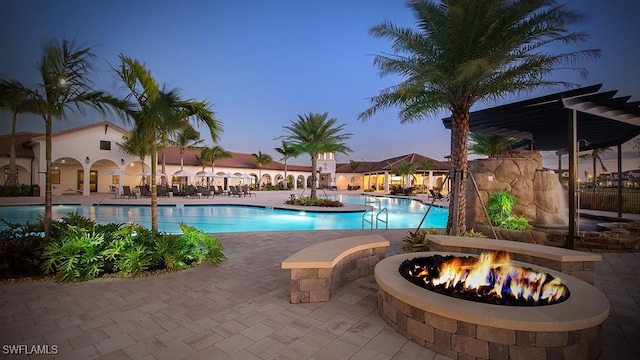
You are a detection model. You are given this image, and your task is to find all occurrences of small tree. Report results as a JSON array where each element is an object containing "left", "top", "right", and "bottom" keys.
[
  {"left": 469, "top": 133, "right": 519, "bottom": 158},
  {"left": 579, "top": 147, "right": 612, "bottom": 191},
  {"left": 0, "top": 80, "right": 37, "bottom": 186},
  {"left": 349, "top": 160, "right": 360, "bottom": 188},
  {"left": 274, "top": 141, "right": 299, "bottom": 189},
  {"left": 252, "top": 151, "right": 273, "bottom": 189},
  {"left": 279, "top": 112, "right": 352, "bottom": 200}
]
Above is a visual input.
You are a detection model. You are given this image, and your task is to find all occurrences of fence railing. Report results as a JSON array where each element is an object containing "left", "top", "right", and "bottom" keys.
[{"left": 579, "top": 191, "right": 640, "bottom": 214}]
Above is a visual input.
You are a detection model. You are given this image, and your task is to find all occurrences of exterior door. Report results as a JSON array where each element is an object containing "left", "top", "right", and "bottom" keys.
[{"left": 77, "top": 170, "right": 98, "bottom": 192}]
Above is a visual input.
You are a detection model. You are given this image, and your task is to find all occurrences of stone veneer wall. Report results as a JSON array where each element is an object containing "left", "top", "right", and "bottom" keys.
[
  {"left": 378, "top": 287, "right": 602, "bottom": 360},
  {"left": 468, "top": 150, "right": 568, "bottom": 229},
  {"left": 289, "top": 247, "right": 386, "bottom": 303}
]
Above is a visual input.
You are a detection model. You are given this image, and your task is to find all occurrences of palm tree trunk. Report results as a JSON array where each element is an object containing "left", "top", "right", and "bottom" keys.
[
  {"left": 284, "top": 162, "right": 288, "bottom": 190},
  {"left": 447, "top": 108, "right": 469, "bottom": 235},
  {"left": 592, "top": 157, "right": 597, "bottom": 192},
  {"left": 7, "top": 112, "right": 18, "bottom": 186},
  {"left": 151, "top": 141, "right": 158, "bottom": 233},
  {"left": 310, "top": 156, "right": 318, "bottom": 200},
  {"left": 44, "top": 115, "right": 52, "bottom": 242}
]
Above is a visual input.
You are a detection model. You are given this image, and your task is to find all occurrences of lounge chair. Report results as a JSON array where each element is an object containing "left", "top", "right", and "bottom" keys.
[
  {"left": 185, "top": 186, "right": 197, "bottom": 198},
  {"left": 229, "top": 186, "right": 243, "bottom": 197},
  {"left": 242, "top": 185, "right": 255, "bottom": 197},
  {"left": 121, "top": 186, "right": 135, "bottom": 199},
  {"left": 140, "top": 185, "right": 151, "bottom": 198},
  {"left": 217, "top": 186, "right": 226, "bottom": 196},
  {"left": 197, "top": 186, "right": 211, "bottom": 198}
]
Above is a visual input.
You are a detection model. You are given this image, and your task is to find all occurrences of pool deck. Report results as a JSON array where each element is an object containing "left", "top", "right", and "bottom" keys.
[{"left": 0, "top": 191, "right": 638, "bottom": 359}]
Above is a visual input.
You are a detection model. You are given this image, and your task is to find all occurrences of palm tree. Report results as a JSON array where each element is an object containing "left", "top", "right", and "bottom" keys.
[
  {"left": 389, "top": 161, "right": 416, "bottom": 191},
  {"left": 34, "top": 39, "right": 130, "bottom": 242},
  {"left": 349, "top": 160, "right": 360, "bottom": 188},
  {"left": 469, "top": 133, "right": 519, "bottom": 158},
  {"left": 418, "top": 158, "right": 436, "bottom": 193},
  {"left": 112, "top": 54, "right": 222, "bottom": 232},
  {"left": 170, "top": 124, "right": 203, "bottom": 171},
  {"left": 580, "top": 147, "right": 612, "bottom": 191},
  {"left": 280, "top": 112, "right": 352, "bottom": 200},
  {"left": 274, "top": 141, "right": 299, "bottom": 189},
  {"left": 197, "top": 145, "right": 234, "bottom": 174},
  {"left": 358, "top": 0, "right": 599, "bottom": 234},
  {"left": 252, "top": 151, "right": 273, "bottom": 189},
  {"left": 118, "top": 130, "right": 151, "bottom": 184},
  {"left": 0, "top": 80, "right": 36, "bottom": 186}
]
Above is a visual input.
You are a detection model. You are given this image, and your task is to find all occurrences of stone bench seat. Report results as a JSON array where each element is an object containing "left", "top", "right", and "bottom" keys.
[
  {"left": 427, "top": 234, "right": 601, "bottom": 284},
  {"left": 282, "top": 235, "right": 390, "bottom": 303}
]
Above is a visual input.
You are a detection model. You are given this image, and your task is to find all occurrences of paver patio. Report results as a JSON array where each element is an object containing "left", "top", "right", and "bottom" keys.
[{"left": 0, "top": 192, "right": 638, "bottom": 359}]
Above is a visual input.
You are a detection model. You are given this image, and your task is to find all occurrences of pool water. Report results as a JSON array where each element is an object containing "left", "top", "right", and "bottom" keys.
[{"left": 0, "top": 195, "right": 448, "bottom": 233}]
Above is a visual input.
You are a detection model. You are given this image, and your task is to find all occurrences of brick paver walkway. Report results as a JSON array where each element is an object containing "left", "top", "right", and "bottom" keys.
[{"left": 0, "top": 192, "right": 638, "bottom": 359}]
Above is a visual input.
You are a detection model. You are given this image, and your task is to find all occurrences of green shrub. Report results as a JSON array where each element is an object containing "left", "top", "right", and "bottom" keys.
[
  {"left": 102, "top": 224, "right": 154, "bottom": 276},
  {"left": 403, "top": 228, "right": 441, "bottom": 252},
  {"left": 284, "top": 196, "right": 344, "bottom": 207},
  {"left": 8, "top": 213, "right": 225, "bottom": 281},
  {"left": 41, "top": 226, "right": 106, "bottom": 282},
  {"left": 179, "top": 222, "right": 226, "bottom": 265},
  {"left": 487, "top": 189, "right": 531, "bottom": 230}
]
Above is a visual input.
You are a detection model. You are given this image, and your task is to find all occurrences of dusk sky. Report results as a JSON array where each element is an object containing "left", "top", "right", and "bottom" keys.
[{"left": 1, "top": 0, "right": 639, "bottom": 172}]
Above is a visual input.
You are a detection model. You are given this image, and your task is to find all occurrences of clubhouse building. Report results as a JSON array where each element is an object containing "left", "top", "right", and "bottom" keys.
[{"left": 0, "top": 120, "right": 450, "bottom": 196}]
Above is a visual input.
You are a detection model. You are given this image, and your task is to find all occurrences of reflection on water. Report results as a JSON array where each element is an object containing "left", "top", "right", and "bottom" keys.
[{"left": 0, "top": 195, "right": 448, "bottom": 233}]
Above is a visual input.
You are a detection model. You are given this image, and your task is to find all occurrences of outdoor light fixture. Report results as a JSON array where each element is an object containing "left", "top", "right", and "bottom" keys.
[
  {"left": 121, "top": 159, "right": 125, "bottom": 165},
  {"left": 85, "top": 156, "right": 90, "bottom": 164}
]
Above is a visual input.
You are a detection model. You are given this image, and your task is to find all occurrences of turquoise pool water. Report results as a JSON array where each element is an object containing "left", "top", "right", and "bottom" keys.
[{"left": 0, "top": 195, "right": 448, "bottom": 233}]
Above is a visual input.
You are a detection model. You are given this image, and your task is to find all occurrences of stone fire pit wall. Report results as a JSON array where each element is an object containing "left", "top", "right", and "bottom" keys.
[
  {"left": 376, "top": 252, "right": 609, "bottom": 360},
  {"left": 468, "top": 150, "right": 568, "bottom": 228}
]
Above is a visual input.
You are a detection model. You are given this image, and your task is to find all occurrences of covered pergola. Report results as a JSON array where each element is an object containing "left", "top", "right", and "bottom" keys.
[{"left": 443, "top": 84, "right": 640, "bottom": 249}]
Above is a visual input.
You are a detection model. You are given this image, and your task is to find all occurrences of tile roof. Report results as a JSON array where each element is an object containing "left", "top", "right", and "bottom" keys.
[
  {"left": 160, "top": 147, "right": 312, "bottom": 171},
  {"left": 0, "top": 131, "right": 43, "bottom": 158},
  {"left": 336, "top": 153, "right": 450, "bottom": 173}
]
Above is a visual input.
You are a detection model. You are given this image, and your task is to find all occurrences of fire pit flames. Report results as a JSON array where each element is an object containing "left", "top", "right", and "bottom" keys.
[{"left": 399, "top": 251, "right": 569, "bottom": 306}]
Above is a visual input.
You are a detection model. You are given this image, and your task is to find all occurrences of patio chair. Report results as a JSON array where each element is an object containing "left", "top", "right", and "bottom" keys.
[
  {"left": 197, "top": 186, "right": 210, "bottom": 198},
  {"left": 242, "top": 185, "right": 255, "bottom": 197},
  {"left": 185, "top": 186, "right": 197, "bottom": 198},
  {"left": 140, "top": 185, "right": 151, "bottom": 198},
  {"left": 229, "top": 186, "right": 243, "bottom": 197},
  {"left": 217, "top": 185, "right": 226, "bottom": 196},
  {"left": 121, "top": 186, "right": 135, "bottom": 199}
]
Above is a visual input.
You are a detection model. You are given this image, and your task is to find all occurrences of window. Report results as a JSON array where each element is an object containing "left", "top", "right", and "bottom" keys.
[
  {"left": 51, "top": 169, "right": 61, "bottom": 184},
  {"left": 112, "top": 175, "right": 120, "bottom": 184},
  {"left": 100, "top": 140, "right": 111, "bottom": 150}
]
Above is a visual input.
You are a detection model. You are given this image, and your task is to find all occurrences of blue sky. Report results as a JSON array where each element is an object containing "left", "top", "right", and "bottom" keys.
[{"left": 1, "top": 0, "right": 639, "bottom": 170}]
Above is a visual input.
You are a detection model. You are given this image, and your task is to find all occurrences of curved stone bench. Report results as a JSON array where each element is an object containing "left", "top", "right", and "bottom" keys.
[
  {"left": 281, "top": 235, "right": 390, "bottom": 303},
  {"left": 427, "top": 234, "right": 601, "bottom": 284}
]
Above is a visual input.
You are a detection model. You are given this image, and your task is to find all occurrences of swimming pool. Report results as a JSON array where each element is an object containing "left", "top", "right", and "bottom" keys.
[{"left": 0, "top": 195, "right": 448, "bottom": 233}]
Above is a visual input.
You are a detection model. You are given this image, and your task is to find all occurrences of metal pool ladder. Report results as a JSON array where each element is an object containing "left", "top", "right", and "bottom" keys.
[{"left": 362, "top": 196, "right": 388, "bottom": 230}]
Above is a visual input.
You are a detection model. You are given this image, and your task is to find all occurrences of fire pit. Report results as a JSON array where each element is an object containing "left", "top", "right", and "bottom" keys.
[
  {"left": 399, "top": 251, "right": 569, "bottom": 306},
  {"left": 376, "top": 252, "right": 609, "bottom": 359}
]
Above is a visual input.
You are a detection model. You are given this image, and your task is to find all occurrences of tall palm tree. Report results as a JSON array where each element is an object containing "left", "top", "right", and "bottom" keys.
[
  {"left": 580, "top": 147, "right": 612, "bottom": 191},
  {"left": 358, "top": 0, "right": 599, "bottom": 234},
  {"left": 252, "top": 151, "right": 273, "bottom": 189},
  {"left": 197, "top": 145, "right": 234, "bottom": 174},
  {"left": 274, "top": 141, "right": 299, "bottom": 189},
  {"left": 349, "top": 160, "right": 360, "bottom": 188},
  {"left": 34, "top": 39, "right": 130, "bottom": 242},
  {"left": 118, "top": 130, "right": 151, "bottom": 184},
  {"left": 0, "top": 80, "right": 36, "bottom": 186},
  {"left": 112, "top": 54, "right": 222, "bottom": 232},
  {"left": 469, "top": 133, "right": 519, "bottom": 158},
  {"left": 170, "top": 124, "right": 203, "bottom": 171},
  {"left": 389, "top": 161, "right": 417, "bottom": 189},
  {"left": 418, "top": 158, "right": 436, "bottom": 193},
  {"left": 280, "top": 112, "right": 352, "bottom": 200}
]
